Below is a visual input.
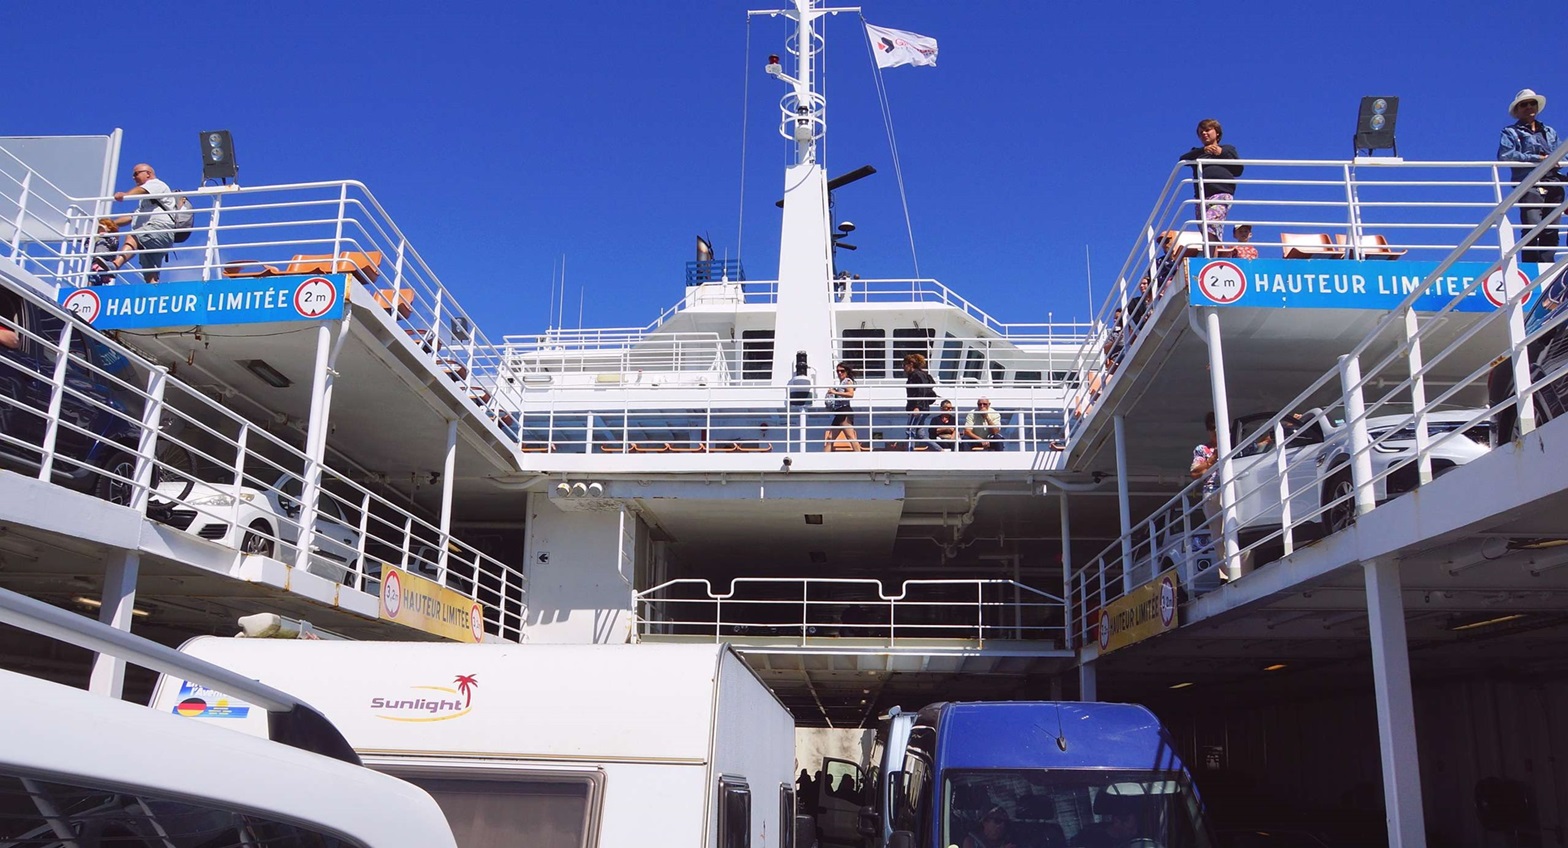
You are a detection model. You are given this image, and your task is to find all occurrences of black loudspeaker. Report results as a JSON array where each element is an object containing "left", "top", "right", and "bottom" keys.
[
  {"left": 1354, "top": 96, "right": 1399, "bottom": 154},
  {"left": 199, "top": 130, "right": 238, "bottom": 181}
]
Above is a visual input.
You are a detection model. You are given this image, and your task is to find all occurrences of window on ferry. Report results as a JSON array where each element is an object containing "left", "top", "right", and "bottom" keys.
[
  {"left": 741, "top": 330, "right": 774, "bottom": 381},
  {"left": 0, "top": 771, "right": 371, "bottom": 846},
  {"left": 719, "top": 776, "right": 752, "bottom": 848},
  {"left": 990, "top": 361, "right": 1006, "bottom": 384},
  {"left": 1015, "top": 370, "right": 1043, "bottom": 386},
  {"left": 937, "top": 333, "right": 962, "bottom": 383},
  {"left": 404, "top": 772, "right": 602, "bottom": 848},
  {"left": 892, "top": 328, "right": 934, "bottom": 370},
  {"left": 842, "top": 328, "right": 887, "bottom": 378},
  {"left": 941, "top": 770, "right": 1212, "bottom": 848},
  {"left": 963, "top": 348, "right": 985, "bottom": 382},
  {"left": 779, "top": 784, "right": 797, "bottom": 848}
]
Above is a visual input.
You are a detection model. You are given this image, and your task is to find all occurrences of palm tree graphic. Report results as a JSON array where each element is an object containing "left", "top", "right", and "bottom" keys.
[{"left": 454, "top": 674, "right": 478, "bottom": 708}]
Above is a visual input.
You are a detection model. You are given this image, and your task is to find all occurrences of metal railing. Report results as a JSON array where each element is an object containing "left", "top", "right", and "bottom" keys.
[
  {"left": 1070, "top": 145, "right": 1568, "bottom": 648},
  {"left": 508, "top": 382, "right": 1068, "bottom": 454},
  {"left": 0, "top": 278, "right": 528, "bottom": 641},
  {"left": 1063, "top": 158, "right": 1563, "bottom": 435},
  {"left": 635, "top": 577, "right": 1066, "bottom": 646}
]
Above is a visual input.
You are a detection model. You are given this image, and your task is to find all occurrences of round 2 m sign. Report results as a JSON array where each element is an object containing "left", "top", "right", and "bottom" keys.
[
  {"left": 1482, "top": 266, "right": 1533, "bottom": 309},
  {"left": 1197, "top": 260, "right": 1246, "bottom": 305},
  {"left": 61, "top": 289, "right": 102, "bottom": 324},
  {"left": 293, "top": 276, "right": 338, "bottom": 319}
]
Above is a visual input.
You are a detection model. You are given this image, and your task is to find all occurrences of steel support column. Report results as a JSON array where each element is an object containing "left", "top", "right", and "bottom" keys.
[
  {"left": 87, "top": 551, "right": 139, "bottom": 698},
  {"left": 1363, "top": 558, "right": 1427, "bottom": 848},
  {"left": 1079, "top": 660, "right": 1097, "bottom": 702},
  {"left": 438, "top": 418, "right": 458, "bottom": 583},
  {"left": 1113, "top": 414, "right": 1133, "bottom": 593},
  {"left": 295, "top": 322, "right": 335, "bottom": 572},
  {"left": 1203, "top": 309, "right": 1242, "bottom": 580}
]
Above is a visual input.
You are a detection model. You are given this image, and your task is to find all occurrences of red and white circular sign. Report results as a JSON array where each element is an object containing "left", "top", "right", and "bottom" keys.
[
  {"left": 1158, "top": 575, "right": 1178, "bottom": 627},
  {"left": 1482, "top": 267, "right": 1533, "bottom": 309},
  {"left": 382, "top": 569, "right": 403, "bottom": 618},
  {"left": 1098, "top": 610, "right": 1111, "bottom": 650},
  {"left": 470, "top": 602, "right": 485, "bottom": 643},
  {"left": 1196, "top": 260, "right": 1246, "bottom": 305},
  {"left": 293, "top": 276, "right": 338, "bottom": 319},
  {"left": 62, "top": 289, "right": 102, "bottom": 324}
]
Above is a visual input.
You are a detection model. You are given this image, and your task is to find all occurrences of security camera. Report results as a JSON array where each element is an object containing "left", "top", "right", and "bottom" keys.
[{"left": 783, "top": 457, "right": 793, "bottom": 471}]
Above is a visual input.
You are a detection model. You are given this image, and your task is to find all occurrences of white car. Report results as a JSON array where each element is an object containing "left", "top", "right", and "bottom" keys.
[
  {"left": 153, "top": 472, "right": 362, "bottom": 583},
  {"left": 1227, "top": 407, "right": 1492, "bottom": 540}
]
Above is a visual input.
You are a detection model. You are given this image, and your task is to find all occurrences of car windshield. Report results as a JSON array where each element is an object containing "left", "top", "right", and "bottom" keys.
[{"left": 944, "top": 769, "right": 1212, "bottom": 848}]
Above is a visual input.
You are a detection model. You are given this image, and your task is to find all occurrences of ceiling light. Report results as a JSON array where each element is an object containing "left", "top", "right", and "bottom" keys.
[
  {"left": 241, "top": 359, "right": 292, "bottom": 388},
  {"left": 804, "top": 514, "right": 824, "bottom": 525},
  {"left": 1169, "top": 681, "right": 1195, "bottom": 690},
  {"left": 1263, "top": 663, "right": 1287, "bottom": 672},
  {"left": 809, "top": 551, "right": 827, "bottom": 564},
  {"left": 73, "top": 596, "right": 150, "bottom": 617},
  {"left": 1449, "top": 613, "right": 1526, "bottom": 632}
]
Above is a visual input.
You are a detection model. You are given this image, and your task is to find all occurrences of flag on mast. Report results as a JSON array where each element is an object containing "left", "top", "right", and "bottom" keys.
[{"left": 865, "top": 23, "right": 938, "bottom": 69}]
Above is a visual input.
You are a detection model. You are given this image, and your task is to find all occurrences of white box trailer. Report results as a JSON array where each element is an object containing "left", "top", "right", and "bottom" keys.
[{"left": 151, "top": 640, "right": 798, "bottom": 848}]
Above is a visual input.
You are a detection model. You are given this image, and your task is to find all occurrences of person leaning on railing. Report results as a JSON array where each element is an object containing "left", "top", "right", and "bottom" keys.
[
  {"left": 1498, "top": 88, "right": 1565, "bottom": 265},
  {"left": 1177, "top": 118, "right": 1242, "bottom": 254},
  {"left": 110, "top": 163, "right": 177, "bottom": 283}
]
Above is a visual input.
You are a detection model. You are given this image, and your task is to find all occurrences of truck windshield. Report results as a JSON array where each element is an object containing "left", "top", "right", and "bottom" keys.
[{"left": 943, "top": 769, "right": 1212, "bottom": 848}]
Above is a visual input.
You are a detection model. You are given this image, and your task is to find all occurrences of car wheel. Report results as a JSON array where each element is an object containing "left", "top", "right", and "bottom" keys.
[
  {"left": 93, "top": 453, "right": 137, "bottom": 506},
  {"left": 1321, "top": 468, "right": 1356, "bottom": 534},
  {"left": 241, "top": 520, "right": 276, "bottom": 557}
]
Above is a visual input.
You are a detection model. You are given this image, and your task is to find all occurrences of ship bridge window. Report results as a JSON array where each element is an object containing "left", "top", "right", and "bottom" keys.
[
  {"left": 938, "top": 333, "right": 961, "bottom": 383},
  {"left": 893, "top": 328, "right": 935, "bottom": 372},
  {"left": 842, "top": 329, "right": 886, "bottom": 378},
  {"left": 741, "top": 330, "right": 774, "bottom": 381},
  {"left": 1015, "top": 370, "right": 1043, "bottom": 386},
  {"left": 964, "top": 348, "right": 985, "bottom": 382}
]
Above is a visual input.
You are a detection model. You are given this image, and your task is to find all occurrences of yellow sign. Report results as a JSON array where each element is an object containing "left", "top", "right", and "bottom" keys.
[
  {"left": 1096, "top": 568, "right": 1180, "bottom": 655},
  {"left": 378, "top": 564, "right": 486, "bottom": 643}
]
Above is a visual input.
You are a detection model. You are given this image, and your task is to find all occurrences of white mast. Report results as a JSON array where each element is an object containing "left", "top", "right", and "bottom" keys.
[{"left": 752, "top": 0, "right": 858, "bottom": 384}]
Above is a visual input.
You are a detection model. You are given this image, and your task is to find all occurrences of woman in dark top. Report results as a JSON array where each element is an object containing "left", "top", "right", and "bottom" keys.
[
  {"left": 1178, "top": 118, "right": 1242, "bottom": 252},
  {"left": 902, "top": 353, "right": 936, "bottom": 448}
]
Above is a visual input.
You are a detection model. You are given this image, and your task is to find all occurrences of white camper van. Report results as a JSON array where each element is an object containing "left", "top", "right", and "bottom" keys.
[
  {"left": 0, "top": 587, "right": 460, "bottom": 847},
  {"left": 151, "top": 640, "right": 799, "bottom": 848}
]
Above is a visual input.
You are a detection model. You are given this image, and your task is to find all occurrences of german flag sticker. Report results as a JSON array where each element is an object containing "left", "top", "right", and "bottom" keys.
[{"left": 176, "top": 698, "right": 208, "bottom": 717}]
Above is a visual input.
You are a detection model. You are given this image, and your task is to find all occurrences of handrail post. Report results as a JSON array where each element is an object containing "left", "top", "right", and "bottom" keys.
[
  {"left": 1344, "top": 162, "right": 1363, "bottom": 258},
  {"left": 9, "top": 171, "right": 31, "bottom": 258},
  {"left": 130, "top": 366, "right": 168, "bottom": 514},
  {"left": 36, "top": 319, "right": 74, "bottom": 482},
  {"left": 331, "top": 183, "right": 348, "bottom": 261},
  {"left": 1275, "top": 419, "right": 1293, "bottom": 556},
  {"left": 1499, "top": 222, "right": 1537, "bottom": 437},
  {"left": 201, "top": 192, "right": 223, "bottom": 282},
  {"left": 355, "top": 490, "right": 372, "bottom": 591},
  {"left": 1339, "top": 354, "right": 1377, "bottom": 518},
  {"left": 1403, "top": 309, "right": 1432, "bottom": 485},
  {"left": 230, "top": 423, "right": 250, "bottom": 540}
]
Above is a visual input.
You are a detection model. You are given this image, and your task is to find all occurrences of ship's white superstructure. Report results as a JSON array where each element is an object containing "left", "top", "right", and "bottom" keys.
[{"left": 1, "top": 2, "right": 1567, "bottom": 846}]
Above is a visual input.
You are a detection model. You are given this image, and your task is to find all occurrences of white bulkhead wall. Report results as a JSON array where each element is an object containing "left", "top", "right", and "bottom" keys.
[
  {"left": 521, "top": 492, "right": 644, "bottom": 644},
  {"left": 772, "top": 160, "right": 836, "bottom": 385}
]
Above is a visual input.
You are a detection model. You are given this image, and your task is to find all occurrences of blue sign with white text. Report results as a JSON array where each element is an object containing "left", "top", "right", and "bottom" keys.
[
  {"left": 58, "top": 274, "right": 347, "bottom": 330},
  {"left": 1186, "top": 259, "right": 1541, "bottom": 312}
]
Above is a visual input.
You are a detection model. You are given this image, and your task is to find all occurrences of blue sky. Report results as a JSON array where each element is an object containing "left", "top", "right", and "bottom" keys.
[{"left": 9, "top": 0, "right": 1560, "bottom": 334}]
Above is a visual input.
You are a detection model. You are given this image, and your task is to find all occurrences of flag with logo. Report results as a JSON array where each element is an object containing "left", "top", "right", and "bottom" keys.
[{"left": 865, "top": 23, "right": 938, "bottom": 69}]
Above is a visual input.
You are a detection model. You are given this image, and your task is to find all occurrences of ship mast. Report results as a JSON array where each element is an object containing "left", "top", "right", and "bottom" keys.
[{"left": 752, "top": 0, "right": 859, "bottom": 384}]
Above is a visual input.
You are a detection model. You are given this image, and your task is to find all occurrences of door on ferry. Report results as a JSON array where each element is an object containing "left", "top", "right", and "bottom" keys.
[{"left": 815, "top": 756, "right": 866, "bottom": 847}]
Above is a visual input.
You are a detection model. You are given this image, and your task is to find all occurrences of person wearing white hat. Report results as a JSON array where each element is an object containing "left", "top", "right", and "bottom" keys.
[{"left": 1499, "top": 88, "right": 1565, "bottom": 265}]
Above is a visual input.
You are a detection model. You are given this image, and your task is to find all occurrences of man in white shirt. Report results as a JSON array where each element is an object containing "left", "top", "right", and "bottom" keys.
[
  {"left": 112, "top": 163, "right": 178, "bottom": 282},
  {"left": 963, "top": 397, "right": 1003, "bottom": 451}
]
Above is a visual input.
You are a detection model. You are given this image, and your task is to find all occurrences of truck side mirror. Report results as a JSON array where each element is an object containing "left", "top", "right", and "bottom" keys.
[
  {"left": 794, "top": 814, "right": 818, "bottom": 848},
  {"left": 857, "top": 805, "right": 878, "bottom": 838}
]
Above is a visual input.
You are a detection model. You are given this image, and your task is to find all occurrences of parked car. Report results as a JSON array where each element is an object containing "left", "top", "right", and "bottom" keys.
[
  {"left": 1488, "top": 266, "right": 1568, "bottom": 441},
  {"left": 1227, "top": 407, "right": 1491, "bottom": 542},
  {"left": 1128, "top": 501, "right": 1220, "bottom": 594},
  {"left": 152, "top": 472, "right": 362, "bottom": 582},
  {"left": 0, "top": 287, "right": 146, "bottom": 505}
]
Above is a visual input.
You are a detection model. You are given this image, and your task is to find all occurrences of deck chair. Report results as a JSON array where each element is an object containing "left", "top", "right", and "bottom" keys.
[
  {"left": 284, "top": 250, "right": 384, "bottom": 283},
  {"left": 375, "top": 288, "right": 415, "bottom": 319},
  {"left": 666, "top": 443, "right": 707, "bottom": 453},
  {"left": 1280, "top": 233, "right": 1345, "bottom": 259},
  {"left": 1334, "top": 233, "right": 1406, "bottom": 259},
  {"left": 221, "top": 259, "right": 286, "bottom": 279}
]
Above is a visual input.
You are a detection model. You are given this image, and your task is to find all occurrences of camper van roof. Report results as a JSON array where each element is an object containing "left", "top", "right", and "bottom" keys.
[
  {"left": 158, "top": 639, "right": 774, "bottom": 763},
  {"left": 927, "top": 702, "right": 1187, "bottom": 772}
]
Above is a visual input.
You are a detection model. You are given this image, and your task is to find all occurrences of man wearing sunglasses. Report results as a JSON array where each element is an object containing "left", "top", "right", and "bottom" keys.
[{"left": 111, "top": 163, "right": 177, "bottom": 283}]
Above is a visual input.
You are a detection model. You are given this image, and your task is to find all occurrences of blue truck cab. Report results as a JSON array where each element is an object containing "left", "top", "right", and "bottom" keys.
[{"left": 884, "top": 701, "right": 1214, "bottom": 848}]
